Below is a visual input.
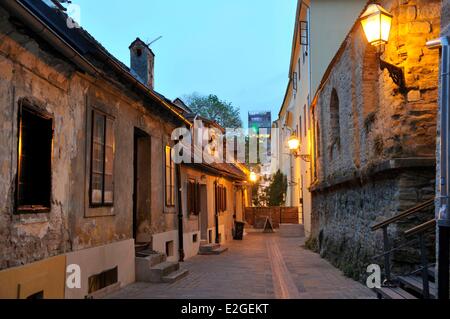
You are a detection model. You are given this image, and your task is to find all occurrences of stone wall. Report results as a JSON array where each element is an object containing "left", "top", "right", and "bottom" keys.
[{"left": 310, "top": 0, "right": 440, "bottom": 280}]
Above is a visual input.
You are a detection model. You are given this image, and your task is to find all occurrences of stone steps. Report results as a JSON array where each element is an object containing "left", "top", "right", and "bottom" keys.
[
  {"left": 162, "top": 269, "right": 189, "bottom": 283},
  {"left": 149, "top": 261, "right": 180, "bottom": 282},
  {"left": 199, "top": 244, "right": 228, "bottom": 255},
  {"left": 135, "top": 251, "right": 188, "bottom": 283},
  {"left": 199, "top": 243, "right": 220, "bottom": 252}
]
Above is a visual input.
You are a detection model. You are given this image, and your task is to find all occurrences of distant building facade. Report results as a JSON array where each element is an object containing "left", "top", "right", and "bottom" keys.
[
  {"left": 273, "top": 0, "right": 367, "bottom": 236},
  {"left": 248, "top": 111, "right": 272, "bottom": 184}
]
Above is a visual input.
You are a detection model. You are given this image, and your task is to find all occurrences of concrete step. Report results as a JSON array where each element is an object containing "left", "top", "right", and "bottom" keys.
[
  {"left": 199, "top": 243, "right": 221, "bottom": 253},
  {"left": 397, "top": 275, "right": 437, "bottom": 299},
  {"left": 199, "top": 246, "right": 228, "bottom": 255},
  {"left": 162, "top": 269, "right": 189, "bottom": 283},
  {"left": 135, "top": 254, "right": 168, "bottom": 282},
  {"left": 135, "top": 251, "right": 166, "bottom": 266},
  {"left": 150, "top": 261, "right": 180, "bottom": 279},
  {"left": 374, "top": 286, "right": 417, "bottom": 299},
  {"left": 279, "top": 224, "right": 305, "bottom": 238}
]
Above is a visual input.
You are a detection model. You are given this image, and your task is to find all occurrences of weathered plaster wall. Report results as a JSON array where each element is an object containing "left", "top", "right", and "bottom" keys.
[
  {"left": 0, "top": 6, "right": 73, "bottom": 269},
  {"left": 0, "top": 6, "right": 180, "bottom": 273},
  {"left": 311, "top": 0, "right": 440, "bottom": 280}
]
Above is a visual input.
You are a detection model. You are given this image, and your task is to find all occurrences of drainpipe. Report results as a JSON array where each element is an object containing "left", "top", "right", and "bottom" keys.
[
  {"left": 176, "top": 164, "right": 185, "bottom": 262},
  {"left": 214, "top": 180, "right": 220, "bottom": 244},
  {"left": 428, "top": 37, "right": 450, "bottom": 300}
]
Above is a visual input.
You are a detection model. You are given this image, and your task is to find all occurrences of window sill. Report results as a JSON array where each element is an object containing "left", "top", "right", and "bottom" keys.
[
  {"left": 164, "top": 207, "right": 177, "bottom": 214},
  {"left": 16, "top": 206, "right": 50, "bottom": 215}
]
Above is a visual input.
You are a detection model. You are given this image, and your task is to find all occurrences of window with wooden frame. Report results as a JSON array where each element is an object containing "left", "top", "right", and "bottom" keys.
[
  {"left": 90, "top": 110, "right": 115, "bottom": 207},
  {"left": 293, "top": 73, "right": 298, "bottom": 91},
  {"left": 187, "top": 180, "right": 200, "bottom": 215},
  {"left": 216, "top": 185, "right": 227, "bottom": 212},
  {"left": 165, "top": 145, "right": 176, "bottom": 207},
  {"left": 299, "top": 20, "right": 309, "bottom": 45},
  {"left": 16, "top": 103, "right": 53, "bottom": 213}
]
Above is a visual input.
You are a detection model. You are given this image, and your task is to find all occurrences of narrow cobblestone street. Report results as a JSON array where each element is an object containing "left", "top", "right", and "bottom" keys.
[{"left": 107, "top": 233, "right": 374, "bottom": 299}]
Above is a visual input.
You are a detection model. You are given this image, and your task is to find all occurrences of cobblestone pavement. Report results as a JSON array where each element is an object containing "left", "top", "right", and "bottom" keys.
[{"left": 106, "top": 233, "right": 375, "bottom": 299}]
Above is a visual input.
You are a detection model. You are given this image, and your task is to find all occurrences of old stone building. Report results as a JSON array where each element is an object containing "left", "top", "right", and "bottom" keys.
[
  {"left": 309, "top": 0, "right": 441, "bottom": 280},
  {"left": 0, "top": 0, "right": 248, "bottom": 299}
]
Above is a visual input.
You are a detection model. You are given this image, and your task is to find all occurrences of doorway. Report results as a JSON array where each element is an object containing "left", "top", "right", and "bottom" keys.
[
  {"left": 200, "top": 184, "right": 208, "bottom": 241},
  {"left": 133, "top": 128, "right": 151, "bottom": 242}
]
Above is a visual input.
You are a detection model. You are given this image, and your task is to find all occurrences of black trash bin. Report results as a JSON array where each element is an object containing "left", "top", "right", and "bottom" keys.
[{"left": 234, "top": 221, "right": 245, "bottom": 240}]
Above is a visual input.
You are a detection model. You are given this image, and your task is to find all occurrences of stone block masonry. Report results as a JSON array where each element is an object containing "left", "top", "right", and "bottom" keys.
[{"left": 310, "top": 0, "right": 441, "bottom": 282}]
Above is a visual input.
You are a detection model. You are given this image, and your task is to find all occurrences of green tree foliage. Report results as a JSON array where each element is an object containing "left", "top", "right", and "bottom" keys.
[
  {"left": 185, "top": 93, "right": 243, "bottom": 129},
  {"left": 266, "top": 170, "right": 287, "bottom": 207}
]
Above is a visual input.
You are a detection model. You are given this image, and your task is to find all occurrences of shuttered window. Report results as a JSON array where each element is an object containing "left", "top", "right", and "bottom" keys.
[
  {"left": 187, "top": 180, "right": 200, "bottom": 215},
  {"left": 216, "top": 185, "right": 227, "bottom": 212},
  {"left": 165, "top": 145, "right": 176, "bottom": 207}
]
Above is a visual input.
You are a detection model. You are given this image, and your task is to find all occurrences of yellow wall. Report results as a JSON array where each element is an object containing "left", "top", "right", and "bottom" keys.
[{"left": 0, "top": 255, "right": 66, "bottom": 299}]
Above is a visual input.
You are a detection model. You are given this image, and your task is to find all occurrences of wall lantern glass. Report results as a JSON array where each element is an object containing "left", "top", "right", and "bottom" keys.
[
  {"left": 288, "top": 135, "right": 301, "bottom": 151},
  {"left": 360, "top": 3, "right": 406, "bottom": 93},
  {"left": 249, "top": 172, "right": 258, "bottom": 183},
  {"left": 360, "top": 4, "right": 393, "bottom": 46}
]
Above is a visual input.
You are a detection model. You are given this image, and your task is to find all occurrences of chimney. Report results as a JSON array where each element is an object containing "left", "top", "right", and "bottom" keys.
[{"left": 129, "top": 38, "right": 155, "bottom": 90}]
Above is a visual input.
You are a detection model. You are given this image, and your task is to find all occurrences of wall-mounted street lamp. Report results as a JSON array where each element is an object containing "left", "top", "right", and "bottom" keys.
[
  {"left": 287, "top": 135, "right": 311, "bottom": 162},
  {"left": 360, "top": 4, "right": 406, "bottom": 93}
]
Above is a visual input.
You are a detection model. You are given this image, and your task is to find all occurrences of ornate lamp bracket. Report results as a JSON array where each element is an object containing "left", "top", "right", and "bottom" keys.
[
  {"left": 292, "top": 152, "right": 311, "bottom": 162},
  {"left": 379, "top": 58, "right": 407, "bottom": 93}
]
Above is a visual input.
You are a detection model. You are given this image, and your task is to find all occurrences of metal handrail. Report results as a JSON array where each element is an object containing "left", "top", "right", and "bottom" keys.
[
  {"left": 371, "top": 199, "right": 435, "bottom": 231},
  {"left": 371, "top": 199, "right": 435, "bottom": 297},
  {"left": 404, "top": 219, "right": 436, "bottom": 237},
  {"left": 371, "top": 238, "right": 418, "bottom": 260}
]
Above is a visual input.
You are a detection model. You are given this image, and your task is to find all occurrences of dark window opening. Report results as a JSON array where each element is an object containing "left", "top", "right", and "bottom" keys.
[
  {"left": 136, "top": 48, "right": 142, "bottom": 57},
  {"left": 90, "top": 110, "right": 115, "bottom": 207},
  {"left": 88, "top": 266, "right": 118, "bottom": 294},
  {"left": 329, "top": 88, "right": 341, "bottom": 152},
  {"left": 16, "top": 105, "right": 53, "bottom": 213},
  {"left": 193, "top": 234, "right": 198, "bottom": 243},
  {"left": 166, "top": 240, "right": 174, "bottom": 256},
  {"left": 27, "top": 291, "right": 44, "bottom": 299}
]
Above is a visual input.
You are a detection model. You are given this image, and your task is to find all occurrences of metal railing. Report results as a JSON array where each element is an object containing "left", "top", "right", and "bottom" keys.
[{"left": 371, "top": 199, "right": 435, "bottom": 298}]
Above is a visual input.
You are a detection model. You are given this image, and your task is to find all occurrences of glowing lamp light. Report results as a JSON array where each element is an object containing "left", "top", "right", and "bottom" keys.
[
  {"left": 287, "top": 135, "right": 300, "bottom": 151},
  {"left": 360, "top": 4, "right": 393, "bottom": 46},
  {"left": 249, "top": 172, "right": 258, "bottom": 183}
]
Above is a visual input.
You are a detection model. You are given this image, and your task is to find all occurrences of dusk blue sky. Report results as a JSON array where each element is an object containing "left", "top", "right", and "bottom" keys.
[{"left": 69, "top": 0, "right": 297, "bottom": 127}]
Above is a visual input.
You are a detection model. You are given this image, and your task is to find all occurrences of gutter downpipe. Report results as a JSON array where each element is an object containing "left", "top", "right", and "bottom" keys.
[
  {"left": 214, "top": 180, "right": 220, "bottom": 244},
  {"left": 176, "top": 163, "right": 185, "bottom": 262},
  {"left": 427, "top": 37, "right": 450, "bottom": 300}
]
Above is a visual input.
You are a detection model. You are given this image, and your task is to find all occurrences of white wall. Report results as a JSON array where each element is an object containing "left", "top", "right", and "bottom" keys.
[{"left": 65, "top": 239, "right": 135, "bottom": 299}]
